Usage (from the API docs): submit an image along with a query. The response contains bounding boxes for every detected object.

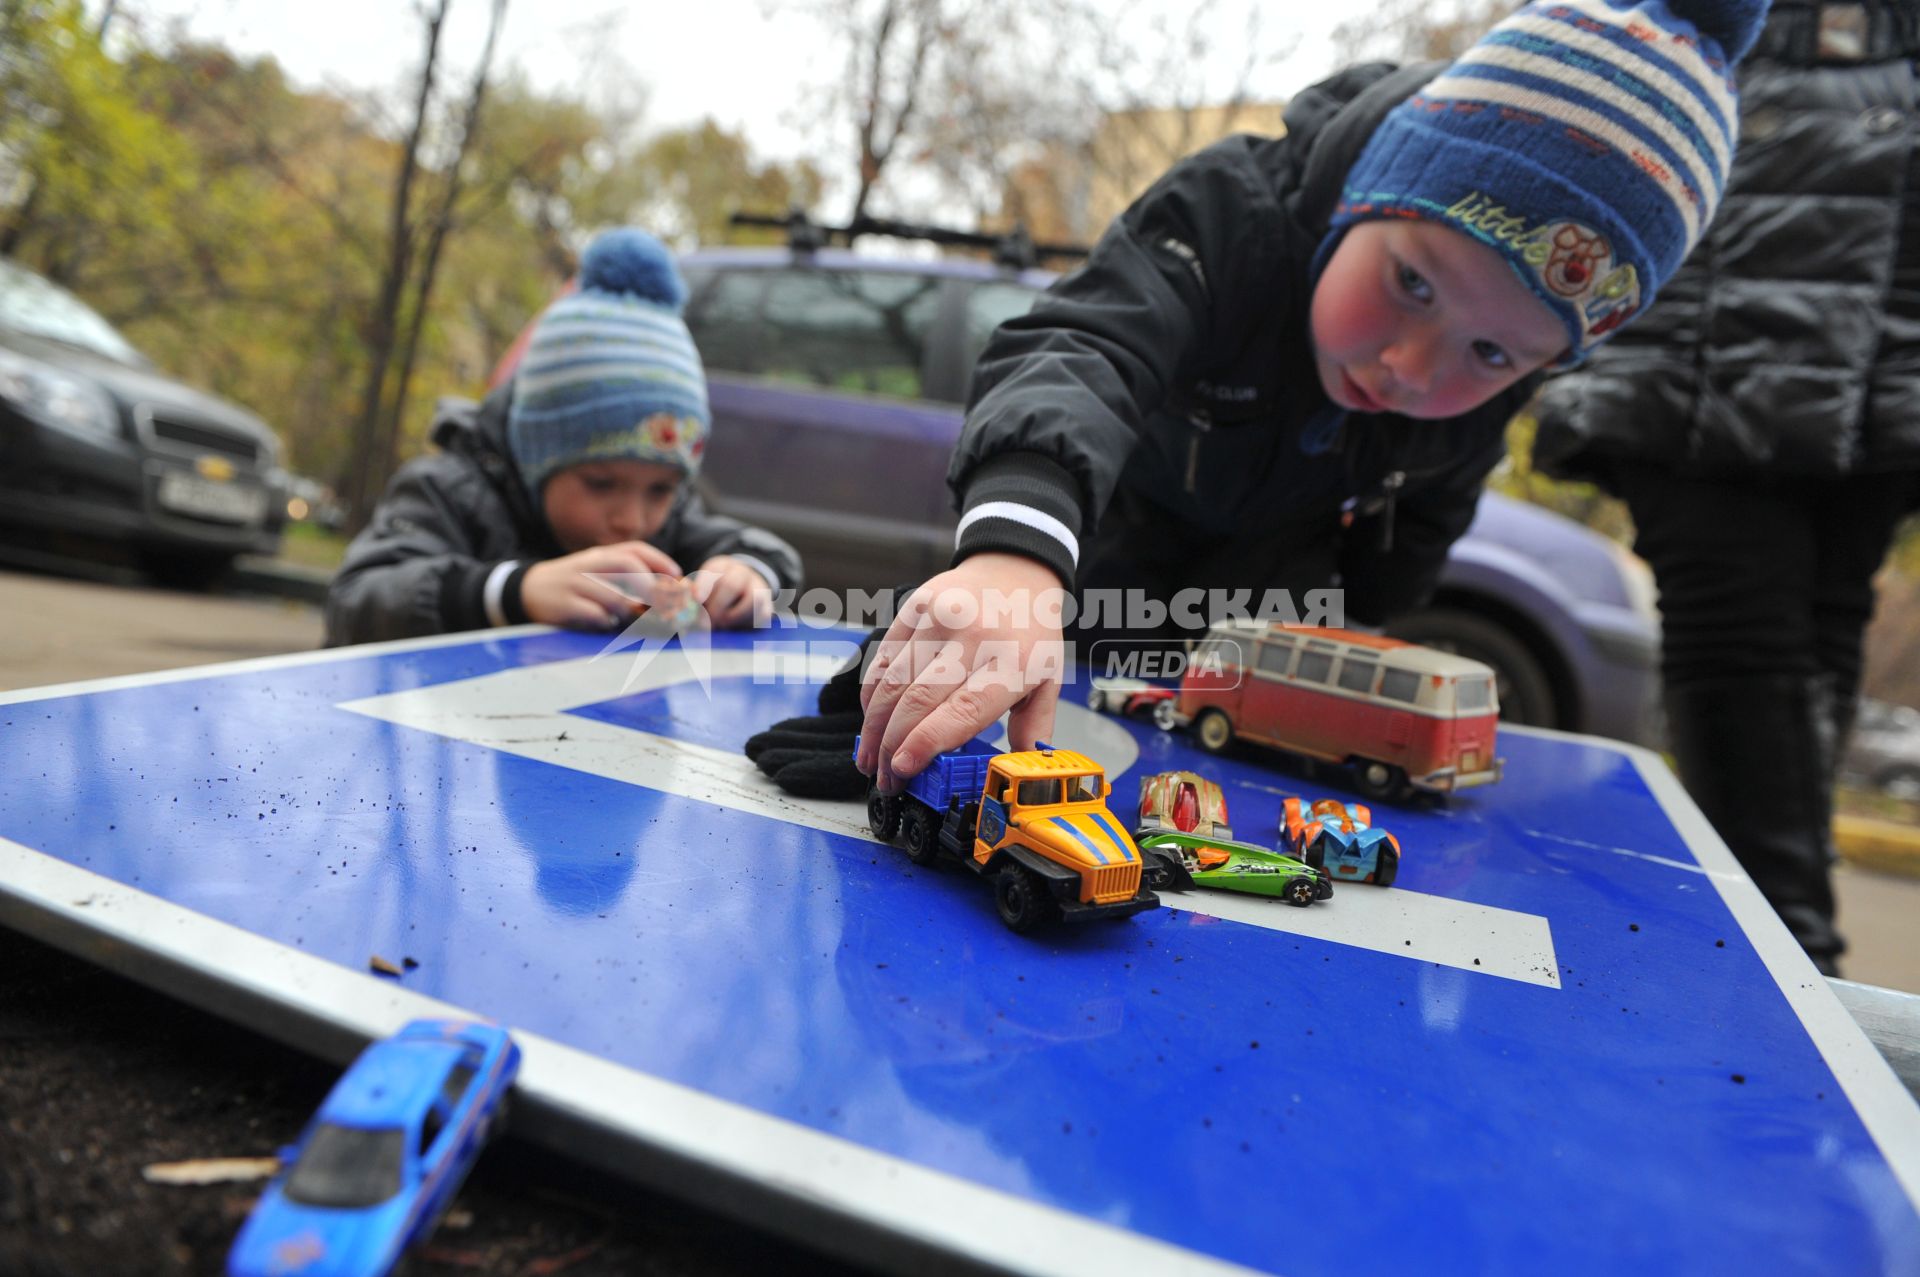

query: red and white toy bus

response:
[1166,622,1503,799]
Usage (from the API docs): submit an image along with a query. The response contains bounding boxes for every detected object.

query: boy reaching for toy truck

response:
[854,0,1769,794]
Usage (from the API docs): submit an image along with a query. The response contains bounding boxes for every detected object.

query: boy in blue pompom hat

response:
[853,0,1770,793]
[325,228,801,646]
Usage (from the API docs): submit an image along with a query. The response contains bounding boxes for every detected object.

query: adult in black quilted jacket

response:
[1534,0,1920,972]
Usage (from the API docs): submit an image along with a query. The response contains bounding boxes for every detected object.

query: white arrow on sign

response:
[339,644,1560,989]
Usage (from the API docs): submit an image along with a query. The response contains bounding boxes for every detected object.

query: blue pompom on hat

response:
[1323,0,1771,365]
[507,227,710,498]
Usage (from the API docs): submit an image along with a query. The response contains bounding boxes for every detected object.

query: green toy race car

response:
[1134,830,1333,906]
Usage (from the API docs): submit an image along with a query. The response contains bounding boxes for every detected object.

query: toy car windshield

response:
[281,1123,407,1208]
[1455,676,1494,711]
[1064,775,1100,803]
[1016,779,1060,804]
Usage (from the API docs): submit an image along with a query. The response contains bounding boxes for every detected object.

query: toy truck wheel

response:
[994,865,1058,932]
[900,805,943,866]
[1303,836,1327,871]
[1373,846,1400,887]
[1195,709,1234,754]
[867,789,902,841]
[1152,699,1179,732]
[1285,877,1319,907]
[1352,759,1409,801]
[1086,688,1108,713]
[1140,847,1185,892]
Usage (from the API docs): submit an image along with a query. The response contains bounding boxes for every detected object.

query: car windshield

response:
[0,259,142,364]
[282,1122,407,1208]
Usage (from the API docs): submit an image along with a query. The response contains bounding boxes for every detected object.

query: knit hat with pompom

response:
[1324,0,1771,365]
[507,227,710,496]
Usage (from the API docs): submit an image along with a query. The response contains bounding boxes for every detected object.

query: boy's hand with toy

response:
[692,555,775,629]
[521,541,685,630]
[856,552,1068,794]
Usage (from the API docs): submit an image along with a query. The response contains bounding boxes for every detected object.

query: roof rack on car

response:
[729,209,1089,271]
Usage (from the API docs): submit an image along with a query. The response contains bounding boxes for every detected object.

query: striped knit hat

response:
[1327,0,1769,364]
[507,228,709,497]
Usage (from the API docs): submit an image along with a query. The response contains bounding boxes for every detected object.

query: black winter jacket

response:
[323,388,803,647]
[949,62,1544,626]
[1535,0,1920,483]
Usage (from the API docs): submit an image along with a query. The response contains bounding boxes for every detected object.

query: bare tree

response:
[913,0,1092,228]
[1076,0,1277,226]
[342,0,510,530]
[380,0,509,492]
[916,0,1290,243]
[787,0,1291,240]
[794,0,948,224]
[340,0,449,526]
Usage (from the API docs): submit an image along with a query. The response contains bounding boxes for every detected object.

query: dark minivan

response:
[0,257,286,584]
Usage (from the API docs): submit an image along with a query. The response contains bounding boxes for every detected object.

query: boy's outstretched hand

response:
[857,553,1067,794]
[693,555,775,629]
[521,542,684,629]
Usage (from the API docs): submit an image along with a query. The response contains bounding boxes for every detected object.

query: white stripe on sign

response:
[338,646,1559,987]
[339,646,868,838]
[1158,886,1560,988]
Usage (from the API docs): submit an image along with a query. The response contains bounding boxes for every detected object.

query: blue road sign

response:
[1,623,1917,1276]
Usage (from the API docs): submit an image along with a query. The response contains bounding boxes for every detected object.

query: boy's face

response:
[542,459,684,552]
[1310,219,1565,421]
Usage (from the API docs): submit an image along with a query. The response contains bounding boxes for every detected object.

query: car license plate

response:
[156,470,267,525]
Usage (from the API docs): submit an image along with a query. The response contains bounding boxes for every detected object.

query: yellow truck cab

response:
[863,741,1159,932]
[976,749,1147,904]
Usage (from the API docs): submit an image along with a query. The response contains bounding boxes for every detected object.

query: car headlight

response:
[0,347,120,438]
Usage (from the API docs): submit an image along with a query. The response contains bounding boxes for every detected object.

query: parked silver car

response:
[1844,700,1920,801]
[0,257,287,585]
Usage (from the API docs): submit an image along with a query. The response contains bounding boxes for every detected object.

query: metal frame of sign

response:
[1,627,1916,1277]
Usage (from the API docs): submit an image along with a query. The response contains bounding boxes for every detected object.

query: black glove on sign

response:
[743,627,876,799]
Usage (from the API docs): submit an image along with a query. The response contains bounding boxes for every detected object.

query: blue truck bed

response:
[904,750,994,813]
[850,738,996,814]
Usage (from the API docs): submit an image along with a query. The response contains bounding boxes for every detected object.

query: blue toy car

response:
[1279,796,1402,887]
[226,1019,520,1277]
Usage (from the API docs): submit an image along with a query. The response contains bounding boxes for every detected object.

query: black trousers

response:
[1615,463,1920,968]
